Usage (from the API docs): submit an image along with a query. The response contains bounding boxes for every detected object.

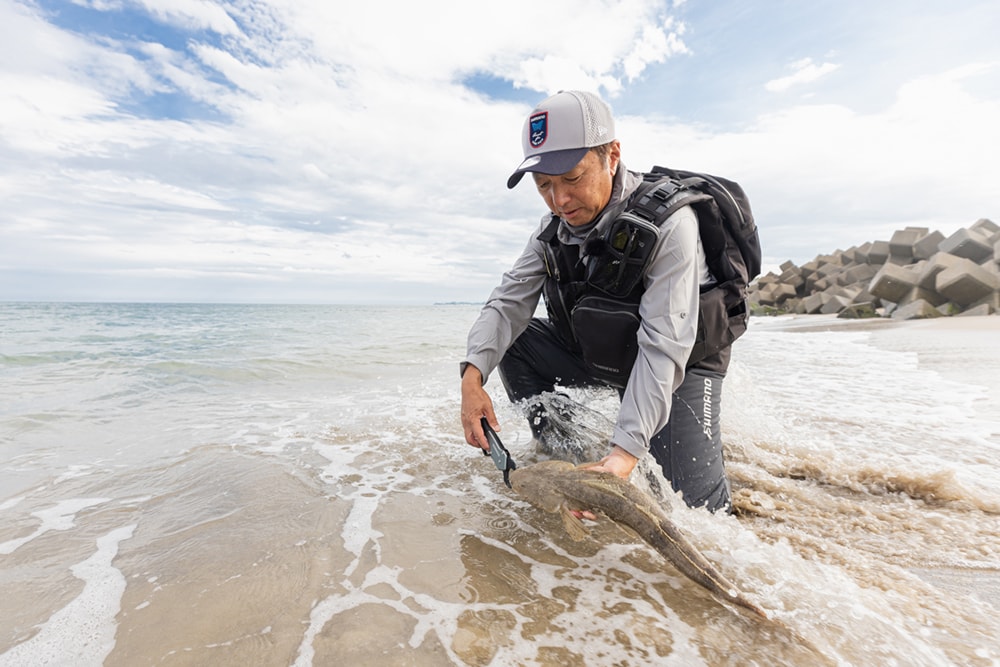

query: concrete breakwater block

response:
[889,227,927,263]
[869,263,917,303]
[940,228,994,263]
[936,260,1000,305]
[750,219,999,319]
[914,230,946,260]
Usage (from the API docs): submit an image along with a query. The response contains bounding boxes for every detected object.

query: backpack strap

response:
[629,174,713,227]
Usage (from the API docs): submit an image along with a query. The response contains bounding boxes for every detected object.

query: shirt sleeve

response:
[461,224,549,384]
[611,204,701,459]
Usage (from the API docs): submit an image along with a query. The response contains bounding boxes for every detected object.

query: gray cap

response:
[507,90,616,189]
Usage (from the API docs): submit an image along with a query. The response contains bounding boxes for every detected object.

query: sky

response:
[1,0,998,304]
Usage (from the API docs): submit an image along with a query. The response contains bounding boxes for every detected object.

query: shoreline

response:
[754,313,1000,409]
[747,312,1000,612]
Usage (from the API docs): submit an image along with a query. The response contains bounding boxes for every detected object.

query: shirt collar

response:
[557,162,640,244]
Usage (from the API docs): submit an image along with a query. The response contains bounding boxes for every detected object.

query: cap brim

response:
[506,147,590,189]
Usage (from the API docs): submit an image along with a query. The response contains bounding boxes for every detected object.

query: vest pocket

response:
[571,295,641,386]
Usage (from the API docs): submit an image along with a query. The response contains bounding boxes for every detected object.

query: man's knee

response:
[693,475,732,514]
[654,441,731,513]
[498,320,553,402]
[499,318,589,402]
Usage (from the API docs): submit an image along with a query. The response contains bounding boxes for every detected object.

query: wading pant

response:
[498,318,732,513]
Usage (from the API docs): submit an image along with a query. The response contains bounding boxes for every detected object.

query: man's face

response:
[532,142,621,227]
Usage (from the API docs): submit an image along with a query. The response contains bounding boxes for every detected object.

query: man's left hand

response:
[571,445,639,520]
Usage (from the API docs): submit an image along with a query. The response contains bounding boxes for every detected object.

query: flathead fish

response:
[508,459,768,619]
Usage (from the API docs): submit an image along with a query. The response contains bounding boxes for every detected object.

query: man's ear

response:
[608,140,622,174]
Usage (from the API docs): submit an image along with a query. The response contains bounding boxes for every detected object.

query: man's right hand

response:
[461,365,499,451]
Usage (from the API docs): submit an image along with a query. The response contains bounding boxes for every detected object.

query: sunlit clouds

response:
[1,0,998,303]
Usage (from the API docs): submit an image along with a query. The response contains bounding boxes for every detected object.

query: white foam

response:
[0,495,24,511]
[0,497,110,555]
[342,495,382,570]
[54,464,95,483]
[0,524,135,667]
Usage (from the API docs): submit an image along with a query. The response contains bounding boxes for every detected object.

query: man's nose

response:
[550,183,572,207]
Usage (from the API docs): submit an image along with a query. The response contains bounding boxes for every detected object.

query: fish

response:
[508,459,769,620]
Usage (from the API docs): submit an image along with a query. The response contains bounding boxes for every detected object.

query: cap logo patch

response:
[529,111,548,148]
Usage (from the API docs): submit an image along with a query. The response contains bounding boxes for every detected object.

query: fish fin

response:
[559,503,589,541]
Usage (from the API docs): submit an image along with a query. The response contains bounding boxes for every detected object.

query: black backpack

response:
[629,166,761,365]
[635,166,760,287]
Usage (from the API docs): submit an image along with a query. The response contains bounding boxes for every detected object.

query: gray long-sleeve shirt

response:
[463,164,707,459]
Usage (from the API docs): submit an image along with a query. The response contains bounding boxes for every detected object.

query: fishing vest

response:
[539,168,758,386]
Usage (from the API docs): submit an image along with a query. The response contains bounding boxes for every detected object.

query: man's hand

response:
[461,365,499,451]
[572,445,639,520]
[581,445,639,479]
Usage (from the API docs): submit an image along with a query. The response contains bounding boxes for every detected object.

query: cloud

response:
[765,57,841,93]
[621,61,1000,268]
[260,0,685,94]
[1,0,691,294]
[622,17,689,81]
[133,0,241,35]
[0,0,998,302]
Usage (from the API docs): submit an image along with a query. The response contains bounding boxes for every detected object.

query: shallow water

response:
[1,304,998,666]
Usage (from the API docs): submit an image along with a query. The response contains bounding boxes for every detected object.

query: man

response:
[460,90,732,513]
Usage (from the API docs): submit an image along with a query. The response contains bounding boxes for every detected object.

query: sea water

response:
[1,303,997,666]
